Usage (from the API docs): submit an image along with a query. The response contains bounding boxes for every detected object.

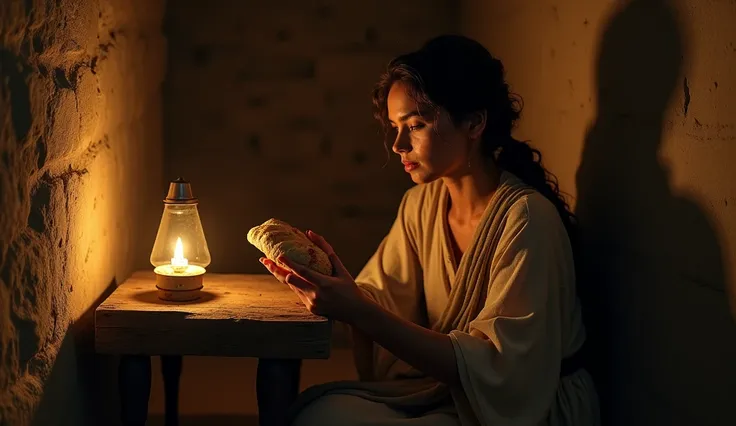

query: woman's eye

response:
[408,123,425,132]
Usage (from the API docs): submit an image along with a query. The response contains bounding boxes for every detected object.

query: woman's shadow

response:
[575,0,736,425]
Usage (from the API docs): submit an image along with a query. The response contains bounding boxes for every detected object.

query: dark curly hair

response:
[372,34,578,248]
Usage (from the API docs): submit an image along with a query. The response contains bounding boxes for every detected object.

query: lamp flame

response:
[174,237,184,261]
[171,237,188,270]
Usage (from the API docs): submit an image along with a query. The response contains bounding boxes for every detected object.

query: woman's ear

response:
[466,110,487,140]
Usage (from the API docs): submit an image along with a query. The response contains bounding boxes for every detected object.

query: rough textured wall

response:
[163,0,458,275]
[462,0,736,425]
[0,1,166,425]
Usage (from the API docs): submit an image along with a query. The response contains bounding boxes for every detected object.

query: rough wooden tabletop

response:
[95,271,332,358]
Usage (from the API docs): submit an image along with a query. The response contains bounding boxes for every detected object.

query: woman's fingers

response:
[306,230,333,254]
[284,270,316,293]
[288,284,317,313]
[278,256,321,283]
[306,230,352,278]
[278,269,317,314]
[260,257,289,283]
[262,257,316,292]
[326,252,351,278]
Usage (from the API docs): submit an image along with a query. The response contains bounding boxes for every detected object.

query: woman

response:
[261,35,600,426]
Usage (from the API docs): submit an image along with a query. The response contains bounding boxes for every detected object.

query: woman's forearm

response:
[351,300,459,385]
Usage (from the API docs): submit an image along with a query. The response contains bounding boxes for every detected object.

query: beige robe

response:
[290,172,600,426]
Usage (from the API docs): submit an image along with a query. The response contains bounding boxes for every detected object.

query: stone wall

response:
[0,1,166,424]
[462,1,736,424]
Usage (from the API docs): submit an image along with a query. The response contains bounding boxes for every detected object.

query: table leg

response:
[256,358,302,426]
[119,355,151,426]
[161,355,182,426]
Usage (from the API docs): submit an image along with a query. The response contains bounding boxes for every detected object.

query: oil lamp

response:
[150,178,211,301]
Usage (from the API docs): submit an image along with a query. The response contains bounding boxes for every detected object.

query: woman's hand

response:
[262,230,459,385]
[259,230,372,324]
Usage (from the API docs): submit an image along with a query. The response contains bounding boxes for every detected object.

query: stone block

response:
[0,1,167,424]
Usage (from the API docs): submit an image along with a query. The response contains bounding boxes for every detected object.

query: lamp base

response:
[155,272,204,302]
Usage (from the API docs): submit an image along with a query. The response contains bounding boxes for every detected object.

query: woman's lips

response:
[402,161,419,172]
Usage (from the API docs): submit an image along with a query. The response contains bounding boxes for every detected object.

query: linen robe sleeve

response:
[449,194,572,426]
[350,189,429,381]
[354,189,426,326]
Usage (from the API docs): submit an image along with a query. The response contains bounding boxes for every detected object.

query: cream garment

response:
[289,172,600,426]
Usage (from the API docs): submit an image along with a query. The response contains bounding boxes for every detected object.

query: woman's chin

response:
[409,169,438,185]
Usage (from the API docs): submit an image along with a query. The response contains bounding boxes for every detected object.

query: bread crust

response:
[247,219,333,275]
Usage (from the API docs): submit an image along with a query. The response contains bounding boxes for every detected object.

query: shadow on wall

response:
[575,0,736,425]
[31,279,120,426]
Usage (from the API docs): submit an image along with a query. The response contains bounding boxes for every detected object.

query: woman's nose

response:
[391,129,411,154]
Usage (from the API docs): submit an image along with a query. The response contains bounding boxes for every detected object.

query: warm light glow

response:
[154,264,205,277]
[171,237,189,269]
[154,235,205,276]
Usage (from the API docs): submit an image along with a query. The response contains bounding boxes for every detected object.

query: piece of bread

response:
[247,218,333,275]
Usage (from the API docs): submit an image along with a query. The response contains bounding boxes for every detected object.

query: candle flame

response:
[174,237,184,261]
[170,237,189,271]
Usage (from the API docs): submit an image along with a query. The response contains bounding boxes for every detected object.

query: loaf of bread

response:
[247,218,333,275]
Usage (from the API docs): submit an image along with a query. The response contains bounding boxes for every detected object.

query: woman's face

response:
[387,82,478,184]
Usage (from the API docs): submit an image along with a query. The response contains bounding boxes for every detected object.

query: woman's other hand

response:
[260,230,372,324]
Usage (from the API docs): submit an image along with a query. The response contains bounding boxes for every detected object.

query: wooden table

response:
[95,271,331,426]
